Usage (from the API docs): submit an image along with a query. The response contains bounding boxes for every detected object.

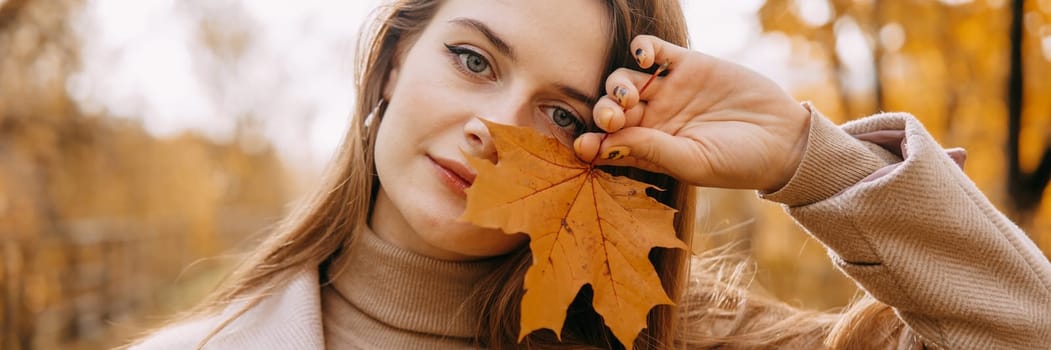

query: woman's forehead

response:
[429,0,612,88]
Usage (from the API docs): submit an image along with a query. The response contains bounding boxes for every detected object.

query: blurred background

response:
[0,0,1048,348]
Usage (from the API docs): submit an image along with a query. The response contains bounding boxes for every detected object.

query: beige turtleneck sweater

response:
[320,228,500,349]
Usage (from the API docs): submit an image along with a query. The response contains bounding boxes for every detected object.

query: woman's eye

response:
[547,106,585,136]
[462,53,488,73]
[552,108,575,127]
[444,44,492,76]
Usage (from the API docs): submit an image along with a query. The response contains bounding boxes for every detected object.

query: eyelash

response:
[443,43,587,140]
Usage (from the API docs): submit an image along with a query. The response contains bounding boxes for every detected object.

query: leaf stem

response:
[588,134,610,166]
[638,59,670,97]
[589,59,671,167]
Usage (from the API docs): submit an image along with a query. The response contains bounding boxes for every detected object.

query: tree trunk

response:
[1007,0,1051,221]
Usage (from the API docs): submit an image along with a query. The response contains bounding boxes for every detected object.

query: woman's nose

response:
[462,117,497,163]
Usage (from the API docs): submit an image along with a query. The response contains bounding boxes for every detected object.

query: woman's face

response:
[370,0,611,260]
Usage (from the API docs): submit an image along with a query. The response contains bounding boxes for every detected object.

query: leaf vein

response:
[592,177,621,306]
[540,169,593,282]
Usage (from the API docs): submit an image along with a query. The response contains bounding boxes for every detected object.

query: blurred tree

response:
[0,0,292,348]
[1,0,84,347]
[1007,0,1051,221]
[736,0,1051,309]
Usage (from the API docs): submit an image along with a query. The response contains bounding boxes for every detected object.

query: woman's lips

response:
[429,156,476,196]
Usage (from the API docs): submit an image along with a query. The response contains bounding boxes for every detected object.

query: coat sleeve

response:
[761,103,1051,349]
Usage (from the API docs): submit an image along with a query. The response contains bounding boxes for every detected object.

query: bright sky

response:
[67,0,836,170]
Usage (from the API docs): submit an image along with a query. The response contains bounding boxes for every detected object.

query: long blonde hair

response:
[161,1,918,349]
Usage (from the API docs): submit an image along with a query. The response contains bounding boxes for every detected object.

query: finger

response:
[605,67,665,103]
[592,97,648,134]
[631,35,691,71]
[573,132,604,163]
[593,97,649,134]
[591,127,711,185]
[592,98,624,133]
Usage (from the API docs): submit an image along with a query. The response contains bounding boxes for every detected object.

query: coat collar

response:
[130,268,326,349]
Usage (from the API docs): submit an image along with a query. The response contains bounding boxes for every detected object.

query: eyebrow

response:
[449,18,515,60]
[557,84,599,106]
[449,17,599,107]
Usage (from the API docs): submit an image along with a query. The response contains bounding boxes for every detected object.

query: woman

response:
[131,0,1051,349]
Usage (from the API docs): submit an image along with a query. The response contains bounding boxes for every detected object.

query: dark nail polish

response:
[614,86,628,105]
[634,48,646,64]
[603,146,630,160]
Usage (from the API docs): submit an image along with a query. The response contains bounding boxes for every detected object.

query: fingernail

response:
[573,136,584,153]
[613,86,629,106]
[596,107,613,130]
[603,146,630,160]
[634,48,646,65]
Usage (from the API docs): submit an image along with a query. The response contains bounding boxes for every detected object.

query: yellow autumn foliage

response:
[1,0,291,348]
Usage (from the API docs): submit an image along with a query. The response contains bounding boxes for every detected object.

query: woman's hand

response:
[573,35,812,193]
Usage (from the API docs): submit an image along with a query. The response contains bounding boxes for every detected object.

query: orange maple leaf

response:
[461,119,686,349]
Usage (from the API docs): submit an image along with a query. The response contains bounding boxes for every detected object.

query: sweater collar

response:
[327,227,503,338]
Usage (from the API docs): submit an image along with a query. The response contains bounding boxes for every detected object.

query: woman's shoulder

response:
[129,267,324,349]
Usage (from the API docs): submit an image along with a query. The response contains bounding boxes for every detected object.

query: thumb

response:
[577,127,712,184]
